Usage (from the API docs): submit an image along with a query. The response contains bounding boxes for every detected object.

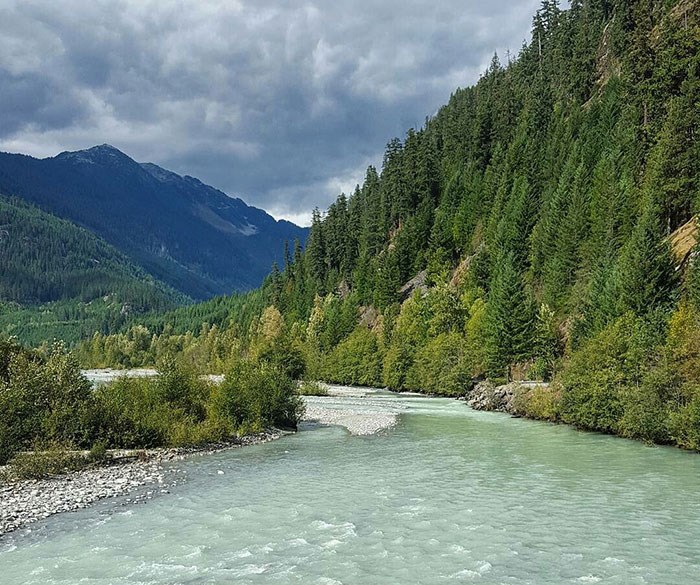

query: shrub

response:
[560,315,635,433]
[88,441,109,463]
[382,343,415,390]
[668,386,700,451]
[212,359,303,431]
[91,376,172,448]
[618,367,674,444]
[322,327,383,387]
[513,383,562,421]
[405,332,472,396]
[0,344,95,464]
[154,357,209,422]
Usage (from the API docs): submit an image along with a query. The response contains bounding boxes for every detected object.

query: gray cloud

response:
[0,0,540,225]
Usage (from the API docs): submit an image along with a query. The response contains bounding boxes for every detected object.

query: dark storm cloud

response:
[0,0,540,224]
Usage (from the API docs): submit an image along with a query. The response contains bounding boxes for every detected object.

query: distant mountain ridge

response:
[0,145,308,299]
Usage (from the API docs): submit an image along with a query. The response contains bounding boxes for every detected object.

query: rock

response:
[465,380,548,415]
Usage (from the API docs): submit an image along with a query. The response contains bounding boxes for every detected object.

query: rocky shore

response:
[0,430,282,537]
[465,380,549,414]
[302,403,398,435]
[1,386,402,537]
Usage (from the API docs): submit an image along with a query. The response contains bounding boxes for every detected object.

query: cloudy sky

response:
[0,0,541,225]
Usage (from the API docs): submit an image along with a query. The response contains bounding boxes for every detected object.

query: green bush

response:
[618,367,674,444]
[91,376,173,448]
[513,384,562,421]
[0,343,95,464]
[560,316,636,433]
[0,341,305,464]
[258,342,307,380]
[405,332,472,396]
[668,386,700,451]
[154,357,209,421]
[212,359,303,432]
[91,361,214,449]
[322,327,383,387]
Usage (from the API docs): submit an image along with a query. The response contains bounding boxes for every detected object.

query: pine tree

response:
[616,202,678,316]
[485,253,535,378]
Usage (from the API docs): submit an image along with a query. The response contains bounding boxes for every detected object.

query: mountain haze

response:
[0,145,308,299]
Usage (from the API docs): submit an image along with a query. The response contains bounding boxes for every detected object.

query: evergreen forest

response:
[9,0,700,452]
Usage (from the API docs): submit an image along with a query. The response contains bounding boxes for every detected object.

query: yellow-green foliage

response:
[560,315,636,433]
[211,359,303,433]
[4,442,89,481]
[77,321,241,373]
[0,343,95,464]
[513,384,562,421]
[668,386,700,451]
[405,332,472,396]
[0,339,305,466]
[297,380,328,396]
[91,361,215,448]
[556,304,700,449]
[322,327,383,387]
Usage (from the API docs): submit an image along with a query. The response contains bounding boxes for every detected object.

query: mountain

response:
[0,192,181,345]
[0,145,308,299]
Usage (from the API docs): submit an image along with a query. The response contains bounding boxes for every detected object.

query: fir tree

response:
[485,253,535,379]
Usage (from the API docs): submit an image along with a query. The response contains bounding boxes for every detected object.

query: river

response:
[1,390,700,584]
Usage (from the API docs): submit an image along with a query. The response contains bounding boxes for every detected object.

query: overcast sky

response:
[0,0,541,225]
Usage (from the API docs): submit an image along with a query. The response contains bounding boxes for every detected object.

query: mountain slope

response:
[0,192,182,344]
[0,193,178,305]
[0,146,308,299]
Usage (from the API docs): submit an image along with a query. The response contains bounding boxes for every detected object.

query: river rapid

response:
[1,389,700,584]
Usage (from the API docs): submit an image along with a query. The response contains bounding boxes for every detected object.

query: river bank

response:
[0,385,402,537]
[303,384,401,435]
[0,430,282,537]
[5,389,699,585]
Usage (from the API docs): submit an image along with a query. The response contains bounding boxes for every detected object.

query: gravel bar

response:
[0,430,282,537]
[301,384,401,435]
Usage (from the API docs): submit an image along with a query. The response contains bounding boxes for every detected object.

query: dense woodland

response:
[0,194,181,345]
[9,0,700,452]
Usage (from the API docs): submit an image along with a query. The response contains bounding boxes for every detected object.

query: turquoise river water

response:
[1,391,700,584]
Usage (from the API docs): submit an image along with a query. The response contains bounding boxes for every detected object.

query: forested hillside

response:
[81,0,700,449]
[0,194,181,345]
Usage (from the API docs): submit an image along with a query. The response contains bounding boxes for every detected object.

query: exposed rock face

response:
[668,215,698,270]
[467,381,514,413]
[399,270,428,300]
